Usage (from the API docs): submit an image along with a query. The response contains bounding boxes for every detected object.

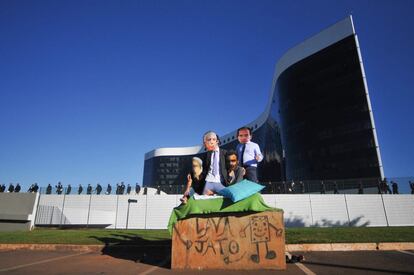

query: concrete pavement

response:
[1,249,414,274]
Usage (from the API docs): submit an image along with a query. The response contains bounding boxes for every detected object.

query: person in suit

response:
[236,127,263,182]
[200,131,229,195]
[226,150,245,185]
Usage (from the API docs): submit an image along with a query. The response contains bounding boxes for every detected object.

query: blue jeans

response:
[203,181,226,195]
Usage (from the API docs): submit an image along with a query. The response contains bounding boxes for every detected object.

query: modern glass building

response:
[143,16,384,192]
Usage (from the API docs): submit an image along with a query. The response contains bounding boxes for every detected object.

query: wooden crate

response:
[172,211,286,270]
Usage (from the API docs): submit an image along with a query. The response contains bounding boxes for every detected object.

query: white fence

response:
[35,194,414,229]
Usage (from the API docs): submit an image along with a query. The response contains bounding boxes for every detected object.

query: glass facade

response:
[143,26,383,193]
[276,35,382,181]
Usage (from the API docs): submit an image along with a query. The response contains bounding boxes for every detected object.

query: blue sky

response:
[0,0,413,190]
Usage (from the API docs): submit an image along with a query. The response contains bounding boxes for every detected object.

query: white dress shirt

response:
[205,149,222,183]
[237,141,263,167]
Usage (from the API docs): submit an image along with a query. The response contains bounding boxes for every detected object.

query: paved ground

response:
[0,248,414,274]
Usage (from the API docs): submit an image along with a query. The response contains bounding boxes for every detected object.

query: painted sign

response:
[172,211,285,270]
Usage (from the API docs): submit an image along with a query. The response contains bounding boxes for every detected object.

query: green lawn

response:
[286,227,414,244]
[0,228,170,245]
[0,227,413,245]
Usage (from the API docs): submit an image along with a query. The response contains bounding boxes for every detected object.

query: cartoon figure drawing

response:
[240,215,283,263]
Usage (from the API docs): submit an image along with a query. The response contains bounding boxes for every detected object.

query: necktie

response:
[240,144,246,165]
[212,150,219,177]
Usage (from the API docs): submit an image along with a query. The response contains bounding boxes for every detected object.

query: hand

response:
[205,189,214,196]
[180,196,188,204]
[187,174,192,184]
[184,189,190,196]
[255,155,261,161]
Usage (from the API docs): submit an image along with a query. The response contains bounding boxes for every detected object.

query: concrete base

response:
[172,211,286,270]
[0,193,39,231]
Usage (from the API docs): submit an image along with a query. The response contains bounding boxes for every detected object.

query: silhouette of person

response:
[86,184,92,195]
[8,183,15,193]
[66,184,72,195]
[56,182,63,195]
[334,182,339,194]
[391,181,399,194]
[358,183,364,194]
[14,183,21,193]
[96,183,102,195]
[46,184,52,194]
[106,184,112,195]
[135,183,141,194]
[320,182,326,194]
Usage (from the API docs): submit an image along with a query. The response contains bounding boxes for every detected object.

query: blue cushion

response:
[219,179,265,202]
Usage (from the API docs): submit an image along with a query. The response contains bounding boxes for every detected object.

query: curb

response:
[0,244,104,252]
[1,242,414,252]
[286,242,414,251]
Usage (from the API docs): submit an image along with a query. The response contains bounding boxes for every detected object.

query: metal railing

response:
[151,177,414,195]
[3,177,413,196]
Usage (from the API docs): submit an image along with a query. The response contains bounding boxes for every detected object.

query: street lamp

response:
[126,199,137,229]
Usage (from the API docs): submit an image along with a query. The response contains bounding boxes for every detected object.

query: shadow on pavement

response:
[91,233,172,269]
[305,260,413,274]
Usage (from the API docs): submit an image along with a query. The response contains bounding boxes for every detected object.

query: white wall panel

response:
[275,195,312,227]
[261,194,277,208]
[35,194,414,229]
[35,195,64,225]
[382,195,414,226]
[310,195,349,227]
[61,195,90,225]
[88,195,117,228]
[145,195,177,229]
[345,195,387,226]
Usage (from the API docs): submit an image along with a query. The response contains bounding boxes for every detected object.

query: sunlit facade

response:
[143,16,384,192]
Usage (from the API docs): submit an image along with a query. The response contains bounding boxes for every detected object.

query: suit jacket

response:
[228,166,245,185]
[190,172,205,195]
[201,148,229,186]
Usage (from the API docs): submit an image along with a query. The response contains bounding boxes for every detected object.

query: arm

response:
[235,167,245,183]
[184,174,192,196]
[254,143,263,162]
[269,222,283,237]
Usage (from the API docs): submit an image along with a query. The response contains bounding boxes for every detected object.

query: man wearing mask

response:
[201,131,229,195]
[236,127,263,182]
